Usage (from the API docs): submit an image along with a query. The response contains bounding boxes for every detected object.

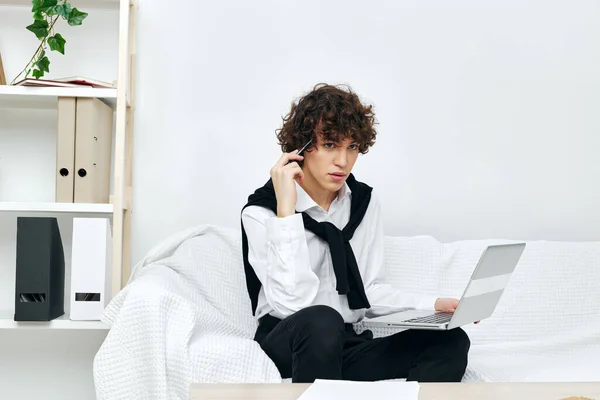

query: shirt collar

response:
[294,181,352,213]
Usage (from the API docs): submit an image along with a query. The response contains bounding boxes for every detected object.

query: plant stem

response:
[10,15,60,85]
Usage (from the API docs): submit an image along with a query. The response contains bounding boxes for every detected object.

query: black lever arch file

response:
[14,217,66,321]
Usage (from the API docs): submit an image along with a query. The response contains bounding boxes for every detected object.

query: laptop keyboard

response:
[403,312,454,324]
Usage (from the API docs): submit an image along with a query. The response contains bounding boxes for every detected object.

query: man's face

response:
[302,134,360,192]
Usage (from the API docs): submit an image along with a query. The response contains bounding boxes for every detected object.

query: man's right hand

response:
[270,150,305,218]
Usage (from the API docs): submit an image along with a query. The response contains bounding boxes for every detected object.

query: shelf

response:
[0,0,119,9]
[0,202,114,215]
[0,311,109,330]
[0,85,118,109]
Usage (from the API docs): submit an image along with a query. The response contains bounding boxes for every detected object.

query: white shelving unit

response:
[0,202,114,214]
[0,1,137,396]
[0,85,119,108]
[0,311,109,330]
[0,0,136,322]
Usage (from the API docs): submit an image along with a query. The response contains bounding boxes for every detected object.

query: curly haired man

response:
[240,83,471,383]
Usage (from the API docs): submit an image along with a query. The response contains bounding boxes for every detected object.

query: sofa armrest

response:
[95,264,283,399]
[95,264,201,400]
[100,264,198,327]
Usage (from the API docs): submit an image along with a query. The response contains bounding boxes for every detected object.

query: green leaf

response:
[25,68,32,79]
[48,33,66,54]
[67,8,87,26]
[31,0,43,12]
[31,0,56,13]
[35,55,50,73]
[55,3,71,19]
[54,4,64,17]
[32,68,44,79]
[45,5,58,16]
[33,11,44,20]
[26,19,49,39]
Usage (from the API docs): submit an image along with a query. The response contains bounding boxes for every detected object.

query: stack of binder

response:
[13,217,113,322]
[56,97,113,203]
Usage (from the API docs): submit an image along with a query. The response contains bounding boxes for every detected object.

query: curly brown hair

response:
[276,83,377,155]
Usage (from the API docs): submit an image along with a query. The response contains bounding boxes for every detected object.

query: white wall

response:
[0,5,118,399]
[132,0,600,266]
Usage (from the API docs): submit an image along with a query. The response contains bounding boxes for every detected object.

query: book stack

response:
[12,76,115,88]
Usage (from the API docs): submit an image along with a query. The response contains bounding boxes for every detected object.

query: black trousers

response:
[254,305,470,383]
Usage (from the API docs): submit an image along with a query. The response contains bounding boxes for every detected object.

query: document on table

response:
[297,379,420,400]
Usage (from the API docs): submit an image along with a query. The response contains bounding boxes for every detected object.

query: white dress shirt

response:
[241,181,438,323]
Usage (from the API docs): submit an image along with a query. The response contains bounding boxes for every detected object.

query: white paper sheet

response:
[297,379,420,400]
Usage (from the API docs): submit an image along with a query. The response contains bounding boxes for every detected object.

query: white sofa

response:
[93,224,600,399]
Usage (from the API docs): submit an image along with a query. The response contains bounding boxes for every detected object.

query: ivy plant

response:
[11,0,88,84]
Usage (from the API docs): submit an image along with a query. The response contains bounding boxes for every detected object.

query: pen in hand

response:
[286,139,312,165]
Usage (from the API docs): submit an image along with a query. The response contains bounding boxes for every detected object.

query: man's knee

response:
[420,326,470,352]
[292,305,345,354]
[447,327,471,355]
[295,305,345,336]
[444,328,470,374]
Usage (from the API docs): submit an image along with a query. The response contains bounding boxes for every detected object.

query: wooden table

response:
[190,382,600,400]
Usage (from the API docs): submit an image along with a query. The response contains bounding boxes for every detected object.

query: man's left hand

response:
[435,298,480,324]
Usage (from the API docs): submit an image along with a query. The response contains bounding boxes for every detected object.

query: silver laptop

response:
[365,243,526,331]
